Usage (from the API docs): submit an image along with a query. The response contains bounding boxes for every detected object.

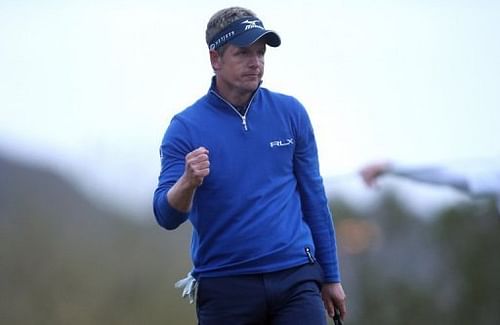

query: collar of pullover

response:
[207,76,262,114]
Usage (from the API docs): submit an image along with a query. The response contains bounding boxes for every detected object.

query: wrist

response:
[179,174,201,190]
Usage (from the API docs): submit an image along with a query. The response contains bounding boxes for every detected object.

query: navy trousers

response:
[196,263,327,325]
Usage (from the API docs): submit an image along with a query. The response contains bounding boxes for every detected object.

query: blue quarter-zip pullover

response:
[153,79,340,282]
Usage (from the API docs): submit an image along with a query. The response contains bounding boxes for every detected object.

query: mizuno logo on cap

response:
[241,19,264,31]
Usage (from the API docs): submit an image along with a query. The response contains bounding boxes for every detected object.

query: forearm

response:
[294,162,340,281]
[390,164,469,192]
[314,230,340,283]
[306,208,340,283]
[294,154,340,281]
[153,184,189,230]
[154,118,208,230]
[167,175,198,213]
[152,174,198,230]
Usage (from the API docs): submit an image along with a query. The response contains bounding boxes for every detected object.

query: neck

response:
[217,87,252,108]
[214,79,257,108]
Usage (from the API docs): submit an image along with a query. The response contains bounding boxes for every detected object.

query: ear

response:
[209,50,222,71]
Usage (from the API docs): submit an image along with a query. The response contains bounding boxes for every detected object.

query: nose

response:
[248,53,262,68]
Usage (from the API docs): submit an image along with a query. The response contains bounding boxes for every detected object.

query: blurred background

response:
[1,0,499,324]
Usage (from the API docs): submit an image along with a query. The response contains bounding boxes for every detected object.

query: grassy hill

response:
[0,154,196,325]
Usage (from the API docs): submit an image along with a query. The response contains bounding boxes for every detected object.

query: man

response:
[153,7,346,324]
[360,159,500,215]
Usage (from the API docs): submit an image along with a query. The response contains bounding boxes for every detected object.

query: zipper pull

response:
[242,116,248,131]
[305,247,316,264]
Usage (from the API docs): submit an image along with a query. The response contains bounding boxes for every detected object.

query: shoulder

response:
[175,95,209,118]
[167,95,211,130]
[259,87,303,106]
[162,95,209,135]
[258,87,308,117]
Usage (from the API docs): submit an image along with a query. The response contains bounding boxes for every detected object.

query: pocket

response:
[312,262,325,285]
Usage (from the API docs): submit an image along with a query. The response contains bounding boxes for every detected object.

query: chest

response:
[193,109,297,183]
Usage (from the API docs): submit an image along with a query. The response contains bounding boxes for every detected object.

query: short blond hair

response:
[205,7,257,46]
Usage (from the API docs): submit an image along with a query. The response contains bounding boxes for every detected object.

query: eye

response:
[234,49,246,56]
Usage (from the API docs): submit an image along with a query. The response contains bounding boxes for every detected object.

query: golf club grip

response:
[333,307,342,325]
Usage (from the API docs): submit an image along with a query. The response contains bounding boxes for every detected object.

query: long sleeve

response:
[153,116,192,230]
[293,103,340,283]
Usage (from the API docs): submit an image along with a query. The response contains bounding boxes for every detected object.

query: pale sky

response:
[1,0,499,215]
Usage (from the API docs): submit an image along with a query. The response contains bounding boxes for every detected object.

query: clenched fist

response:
[185,147,210,187]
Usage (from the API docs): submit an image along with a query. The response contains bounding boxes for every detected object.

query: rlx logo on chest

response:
[269,138,294,148]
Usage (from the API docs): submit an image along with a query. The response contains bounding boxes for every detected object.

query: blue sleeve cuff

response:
[153,191,189,230]
[324,275,341,283]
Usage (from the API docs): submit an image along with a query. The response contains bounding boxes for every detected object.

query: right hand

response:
[184,147,210,187]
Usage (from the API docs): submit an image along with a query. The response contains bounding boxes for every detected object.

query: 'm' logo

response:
[241,19,264,31]
[270,138,294,148]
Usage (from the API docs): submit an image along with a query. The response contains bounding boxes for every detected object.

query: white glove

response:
[174,272,198,304]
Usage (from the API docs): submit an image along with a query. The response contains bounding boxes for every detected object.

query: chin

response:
[245,77,261,86]
[244,82,260,92]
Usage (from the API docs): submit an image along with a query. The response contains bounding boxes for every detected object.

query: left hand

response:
[321,282,347,320]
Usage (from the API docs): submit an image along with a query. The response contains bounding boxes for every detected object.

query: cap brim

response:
[229,29,281,48]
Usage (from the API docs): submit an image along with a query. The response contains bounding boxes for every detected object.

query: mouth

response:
[243,73,260,79]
